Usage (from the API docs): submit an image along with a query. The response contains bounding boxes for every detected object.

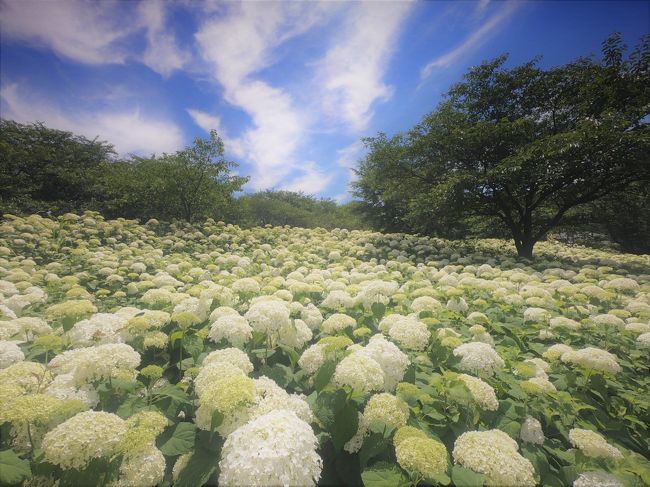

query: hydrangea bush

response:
[0,212,649,486]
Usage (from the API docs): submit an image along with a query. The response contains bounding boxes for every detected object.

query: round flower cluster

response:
[218,410,322,486]
[569,428,623,461]
[321,313,356,334]
[332,350,384,394]
[520,415,545,445]
[395,436,448,479]
[388,316,430,351]
[0,340,25,368]
[48,343,141,385]
[42,411,128,469]
[561,347,621,374]
[202,348,254,374]
[453,342,505,376]
[363,334,410,392]
[363,393,410,429]
[298,344,326,375]
[573,471,624,487]
[458,374,499,411]
[452,429,536,487]
[208,314,252,347]
[244,299,290,335]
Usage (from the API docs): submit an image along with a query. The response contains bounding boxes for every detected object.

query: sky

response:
[1,1,648,201]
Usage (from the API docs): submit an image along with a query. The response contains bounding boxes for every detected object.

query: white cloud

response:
[336,141,365,170]
[195,2,332,189]
[139,0,188,76]
[280,162,333,195]
[318,2,414,131]
[420,1,519,80]
[0,0,132,64]
[186,109,224,134]
[1,83,184,155]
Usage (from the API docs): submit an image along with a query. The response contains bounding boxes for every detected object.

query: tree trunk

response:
[517,238,536,259]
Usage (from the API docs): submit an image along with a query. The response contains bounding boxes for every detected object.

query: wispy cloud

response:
[0,0,133,64]
[195,2,332,189]
[139,0,189,76]
[280,162,333,194]
[1,83,184,155]
[420,1,519,80]
[318,1,414,131]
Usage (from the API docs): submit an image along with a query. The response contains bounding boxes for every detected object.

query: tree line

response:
[0,121,367,230]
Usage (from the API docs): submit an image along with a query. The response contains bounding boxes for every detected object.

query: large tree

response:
[354,34,650,258]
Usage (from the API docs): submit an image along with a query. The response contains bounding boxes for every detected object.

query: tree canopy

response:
[354,34,650,257]
[0,120,115,216]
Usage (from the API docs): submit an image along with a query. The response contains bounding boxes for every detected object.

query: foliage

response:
[0,120,115,216]
[354,33,650,257]
[101,130,248,222]
[1,213,649,486]
[234,190,368,230]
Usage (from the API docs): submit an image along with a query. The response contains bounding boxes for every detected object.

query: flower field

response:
[1,212,649,487]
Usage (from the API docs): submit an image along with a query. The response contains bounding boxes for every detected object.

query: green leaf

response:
[159,422,196,456]
[314,360,337,391]
[330,402,359,450]
[174,447,218,487]
[427,472,451,486]
[359,432,388,468]
[211,410,224,432]
[116,395,149,419]
[361,463,408,487]
[371,302,386,320]
[170,330,184,346]
[314,389,347,429]
[451,465,484,487]
[0,450,31,486]
[152,384,189,404]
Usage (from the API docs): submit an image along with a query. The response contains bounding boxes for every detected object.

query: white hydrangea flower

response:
[453,429,536,487]
[332,350,384,394]
[244,299,290,335]
[48,343,140,385]
[388,317,430,351]
[0,340,25,368]
[520,415,544,444]
[218,410,322,486]
[590,314,625,329]
[561,347,621,374]
[208,314,252,347]
[112,445,166,487]
[203,348,254,375]
[321,313,356,334]
[569,428,623,461]
[458,374,499,411]
[549,316,581,330]
[573,471,624,487]
[277,319,312,349]
[68,313,129,348]
[42,411,128,470]
[363,334,410,392]
[298,344,326,375]
[453,342,505,377]
[637,332,650,347]
[524,307,551,323]
[411,296,442,314]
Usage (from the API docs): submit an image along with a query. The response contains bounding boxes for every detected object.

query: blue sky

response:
[1,1,648,201]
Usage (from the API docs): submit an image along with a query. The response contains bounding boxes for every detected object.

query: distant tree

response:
[354,34,650,257]
[0,120,115,215]
[103,130,248,222]
[236,190,369,230]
